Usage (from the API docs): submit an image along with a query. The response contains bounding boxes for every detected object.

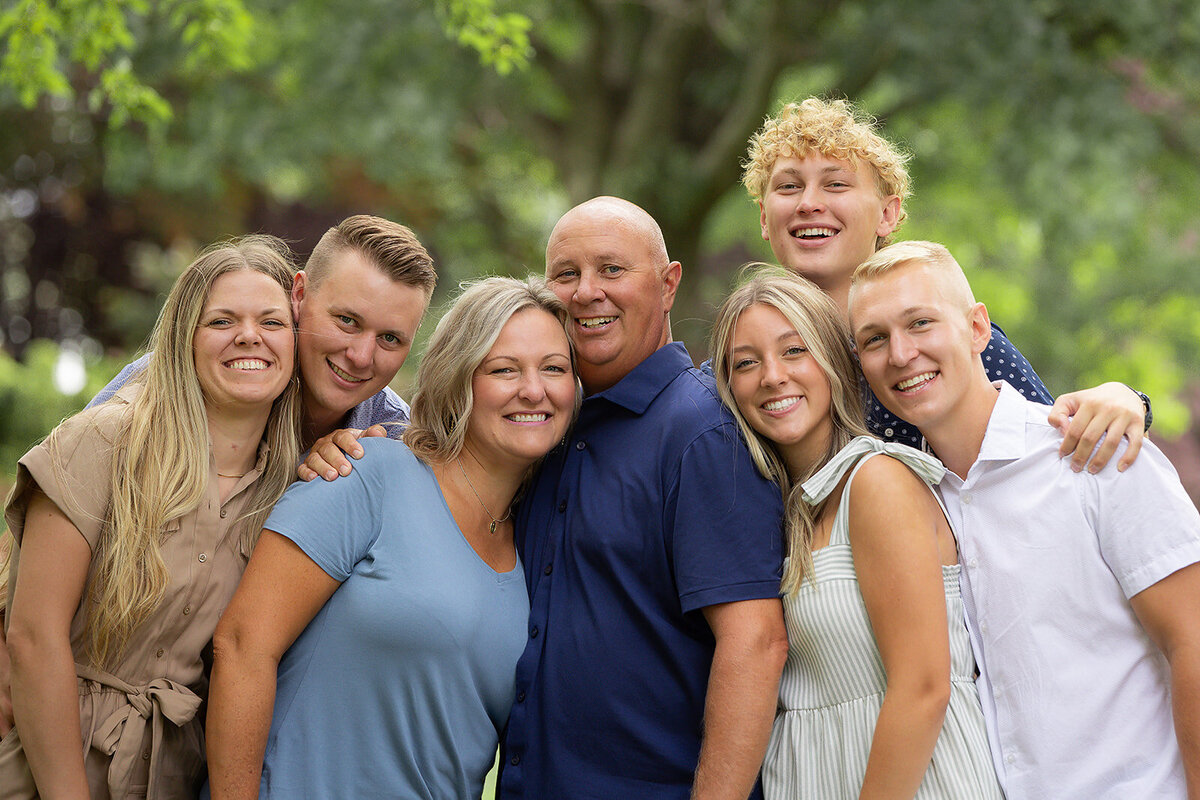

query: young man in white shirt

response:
[848,239,1200,799]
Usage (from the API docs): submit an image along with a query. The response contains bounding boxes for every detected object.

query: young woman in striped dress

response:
[710,267,1003,799]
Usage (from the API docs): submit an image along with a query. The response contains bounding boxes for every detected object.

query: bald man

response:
[498,198,787,800]
[849,240,1200,799]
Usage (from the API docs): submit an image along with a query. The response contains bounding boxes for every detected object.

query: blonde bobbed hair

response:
[404,276,576,464]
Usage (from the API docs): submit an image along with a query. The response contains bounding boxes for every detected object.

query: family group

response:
[2,96,1197,800]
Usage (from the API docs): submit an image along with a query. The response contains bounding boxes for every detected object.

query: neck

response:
[206,406,271,478]
[434,447,526,532]
[827,281,851,320]
[301,393,345,450]
[921,374,1000,479]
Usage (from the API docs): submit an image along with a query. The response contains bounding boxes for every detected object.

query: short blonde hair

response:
[743,97,912,245]
[710,265,869,593]
[851,240,975,307]
[404,276,575,464]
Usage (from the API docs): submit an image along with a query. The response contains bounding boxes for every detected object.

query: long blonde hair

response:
[710,266,869,593]
[71,236,301,667]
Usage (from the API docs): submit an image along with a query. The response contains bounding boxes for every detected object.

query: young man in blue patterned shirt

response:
[741,97,1149,472]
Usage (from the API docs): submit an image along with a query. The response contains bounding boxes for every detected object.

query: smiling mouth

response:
[762,396,800,412]
[792,227,836,240]
[507,412,549,423]
[895,372,936,392]
[328,360,368,383]
[227,358,269,370]
[578,316,617,329]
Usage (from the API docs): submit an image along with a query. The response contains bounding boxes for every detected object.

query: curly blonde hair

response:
[742,97,912,247]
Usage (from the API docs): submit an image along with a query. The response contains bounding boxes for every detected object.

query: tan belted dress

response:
[1,389,265,799]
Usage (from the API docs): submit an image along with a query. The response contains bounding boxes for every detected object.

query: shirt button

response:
[575,441,586,451]
[962,493,972,505]
[557,501,567,513]
[156,649,164,658]
[543,563,553,575]
[981,622,990,634]
[1005,753,1016,764]
[529,626,539,639]
[182,606,191,615]
[220,509,228,518]
[510,755,521,766]
[517,691,526,703]
[197,553,207,563]
[968,558,978,568]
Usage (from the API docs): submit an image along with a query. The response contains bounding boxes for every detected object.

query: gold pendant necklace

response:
[456,456,511,534]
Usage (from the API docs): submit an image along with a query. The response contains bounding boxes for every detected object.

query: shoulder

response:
[848,452,937,506]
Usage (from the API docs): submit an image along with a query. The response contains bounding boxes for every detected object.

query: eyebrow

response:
[204,306,287,316]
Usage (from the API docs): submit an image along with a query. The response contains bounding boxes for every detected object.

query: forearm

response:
[691,631,787,800]
[206,644,278,800]
[1169,643,1200,800]
[858,681,949,800]
[9,632,89,798]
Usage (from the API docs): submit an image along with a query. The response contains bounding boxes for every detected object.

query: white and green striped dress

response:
[762,437,1003,799]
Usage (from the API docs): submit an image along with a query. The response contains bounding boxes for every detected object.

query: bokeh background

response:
[2,0,1199,505]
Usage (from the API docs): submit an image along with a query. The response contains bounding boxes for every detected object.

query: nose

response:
[760,355,788,387]
[573,270,604,305]
[344,334,377,368]
[235,320,261,345]
[888,332,918,367]
[796,184,824,214]
[517,370,547,403]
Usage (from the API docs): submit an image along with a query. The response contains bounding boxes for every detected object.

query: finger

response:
[332,429,366,459]
[1117,426,1146,473]
[297,463,317,482]
[1058,412,1087,459]
[362,424,388,439]
[1083,421,1124,474]
[1068,416,1108,473]
[314,442,354,477]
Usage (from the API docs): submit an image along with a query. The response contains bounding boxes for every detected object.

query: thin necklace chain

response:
[456,456,511,534]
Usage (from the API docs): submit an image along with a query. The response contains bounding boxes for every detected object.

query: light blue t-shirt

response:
[259,437,529,799]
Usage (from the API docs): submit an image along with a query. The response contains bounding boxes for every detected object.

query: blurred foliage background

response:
[2,0,1199,503]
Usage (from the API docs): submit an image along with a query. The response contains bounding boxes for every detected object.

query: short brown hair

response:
[306,215,437,296]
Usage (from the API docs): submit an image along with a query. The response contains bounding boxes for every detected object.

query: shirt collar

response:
[977,381,1028,464]
[584,342,693,415]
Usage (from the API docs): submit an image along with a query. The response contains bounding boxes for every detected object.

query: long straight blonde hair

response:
[710,266,869,594]
[75,236,301,667]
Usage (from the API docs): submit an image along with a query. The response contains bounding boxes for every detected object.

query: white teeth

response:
[509,413,548,423]
[793,227,836,239]
[228,359,268,370]
[897,372,936,391]
[579,316,617,328]
[329,361,367,383]
[763,397,799,412]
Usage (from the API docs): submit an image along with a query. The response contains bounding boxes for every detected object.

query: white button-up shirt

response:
[937,382,1200,799]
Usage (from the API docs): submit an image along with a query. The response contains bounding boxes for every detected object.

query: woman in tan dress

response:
[0,236,301,799]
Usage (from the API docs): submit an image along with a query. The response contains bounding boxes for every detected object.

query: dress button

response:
[543,563,553,575]
[884,427,894,437]
[220,509,227,518]
[143,751,150,761]
[156,649,164,658]
[557,501,567,513]
[510,755,520,766]
[183,606,191,615]
[529,626,539,639]
[575,441,585,451]
[197,553,207,563]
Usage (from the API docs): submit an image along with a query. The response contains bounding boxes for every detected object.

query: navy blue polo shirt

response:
[500,342,784,800]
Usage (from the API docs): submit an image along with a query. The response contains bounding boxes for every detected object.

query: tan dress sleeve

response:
[3,400,128,552]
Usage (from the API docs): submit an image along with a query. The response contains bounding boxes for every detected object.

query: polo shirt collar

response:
[585,342,693,415]
[977,381,1028,464]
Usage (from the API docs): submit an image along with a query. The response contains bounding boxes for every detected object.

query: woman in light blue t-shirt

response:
[206,276,579,800]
